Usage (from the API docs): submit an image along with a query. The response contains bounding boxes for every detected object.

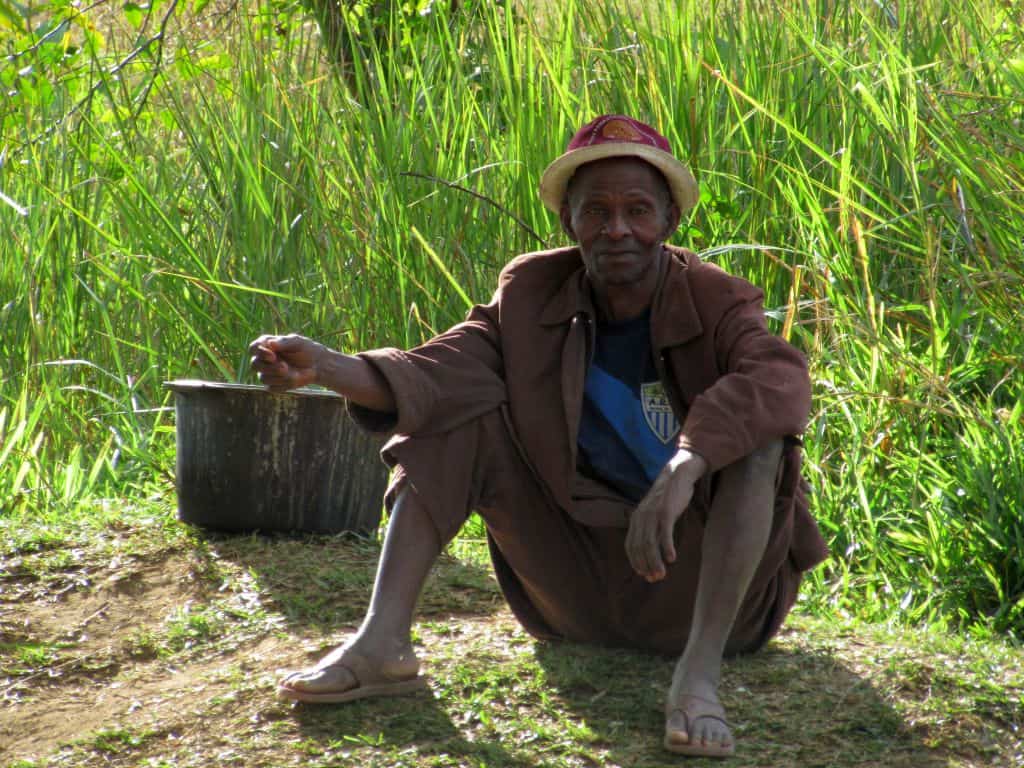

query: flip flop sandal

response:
[277,650,428,704]
[664,693,736,758]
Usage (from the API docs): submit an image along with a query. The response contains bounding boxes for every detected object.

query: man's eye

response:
[630,206,651,216]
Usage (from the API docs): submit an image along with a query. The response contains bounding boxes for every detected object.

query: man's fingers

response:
[660,512,677,566]
[625,511,647,577]
[247,334,317,393]
[625,517,641,573]
[645,515,666,581]
[249,336,299,381]
[248,335,277,355]
[250,347,293,390]
[643,502,666,580]
[645,550,666,582]
[661,482,694,566]
[269,333,309,354]
[659,485,682,566]
[250,350,277,371]
[250,350,283,375]
[627,500,665,582]
[249,333,309,357]
[249,336,282,373]
[645,481,670,580]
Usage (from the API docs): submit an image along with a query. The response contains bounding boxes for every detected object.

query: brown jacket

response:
[351,245,828,571]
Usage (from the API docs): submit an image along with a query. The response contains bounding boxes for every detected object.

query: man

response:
[250,114,828,758]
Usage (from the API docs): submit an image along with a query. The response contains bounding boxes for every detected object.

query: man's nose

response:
[604,211,629,238]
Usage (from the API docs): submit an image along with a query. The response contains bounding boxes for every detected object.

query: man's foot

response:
[664,692,735,757]
[277,639,427,704]
[664,670,735,758]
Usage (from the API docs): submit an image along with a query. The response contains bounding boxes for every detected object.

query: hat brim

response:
[539,143,699,214]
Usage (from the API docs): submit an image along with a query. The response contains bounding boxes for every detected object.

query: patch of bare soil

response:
[0,528,505,767]
[2,551,219,759]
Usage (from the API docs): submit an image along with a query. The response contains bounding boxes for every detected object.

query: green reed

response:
[1,0,1022,632]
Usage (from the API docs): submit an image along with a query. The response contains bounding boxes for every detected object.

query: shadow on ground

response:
[196,528,504,634]
[288,690,525,767]
[533,636,952,768]
[172,528,1011,767]
[247,621,964,768]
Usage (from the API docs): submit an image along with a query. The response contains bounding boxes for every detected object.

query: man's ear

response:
[559,201,577,241]
[661,203,682,241]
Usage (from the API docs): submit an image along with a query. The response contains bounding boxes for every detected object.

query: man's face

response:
[560,157,680,294]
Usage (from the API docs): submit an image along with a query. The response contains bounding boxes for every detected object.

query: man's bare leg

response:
[278,487,442,696]
[665,439,782,753]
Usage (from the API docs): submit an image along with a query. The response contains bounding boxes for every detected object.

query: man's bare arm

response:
[249,334,396,413]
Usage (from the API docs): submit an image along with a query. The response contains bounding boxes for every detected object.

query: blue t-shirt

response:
[577,311,681,502]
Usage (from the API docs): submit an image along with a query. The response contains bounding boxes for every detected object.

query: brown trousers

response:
[382,408,803,656]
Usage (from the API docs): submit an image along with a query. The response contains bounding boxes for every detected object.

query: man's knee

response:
[387,473,468,548]
[750,437,784,464]
[382,408,529,543]
[723,438,784,486]
[703,439,785,529]
[389,483,446,550]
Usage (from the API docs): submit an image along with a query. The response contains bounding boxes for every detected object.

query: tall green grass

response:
[2,0,1022,633]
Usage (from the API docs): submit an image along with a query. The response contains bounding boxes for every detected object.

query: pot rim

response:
[164,379,342,399]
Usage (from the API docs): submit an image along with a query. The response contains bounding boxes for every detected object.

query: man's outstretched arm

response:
[249,334,396,414]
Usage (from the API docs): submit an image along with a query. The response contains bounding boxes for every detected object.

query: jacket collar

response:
[650,245,703,350]
[538,245,703,349]
[539,251,592,325]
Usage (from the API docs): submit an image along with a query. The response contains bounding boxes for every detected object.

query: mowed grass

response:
[1,514,1021,768]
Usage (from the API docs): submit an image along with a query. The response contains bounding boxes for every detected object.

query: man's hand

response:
[249,334,326,392]
[625,448,709,582]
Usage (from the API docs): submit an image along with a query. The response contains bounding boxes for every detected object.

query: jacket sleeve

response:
[676,291,811,473]
[345,298,507,437]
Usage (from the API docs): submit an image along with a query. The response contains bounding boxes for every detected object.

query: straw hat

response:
[539,114,698,214]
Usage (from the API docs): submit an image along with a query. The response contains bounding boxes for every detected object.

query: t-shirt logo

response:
[640,382,680,444]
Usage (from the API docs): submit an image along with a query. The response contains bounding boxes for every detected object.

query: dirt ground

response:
[2,550,272,759]
[0,524,509,767]
[1,522,1022,767]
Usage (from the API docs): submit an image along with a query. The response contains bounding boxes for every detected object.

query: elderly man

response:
[250,115,828,758]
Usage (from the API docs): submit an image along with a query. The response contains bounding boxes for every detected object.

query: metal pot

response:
[165,380,386,534]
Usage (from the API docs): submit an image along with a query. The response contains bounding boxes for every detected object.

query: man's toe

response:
[665,709,690,742]
[695,715,731,748]
[279,664,357,694]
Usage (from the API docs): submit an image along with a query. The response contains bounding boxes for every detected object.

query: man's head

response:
[539,116,696,314]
